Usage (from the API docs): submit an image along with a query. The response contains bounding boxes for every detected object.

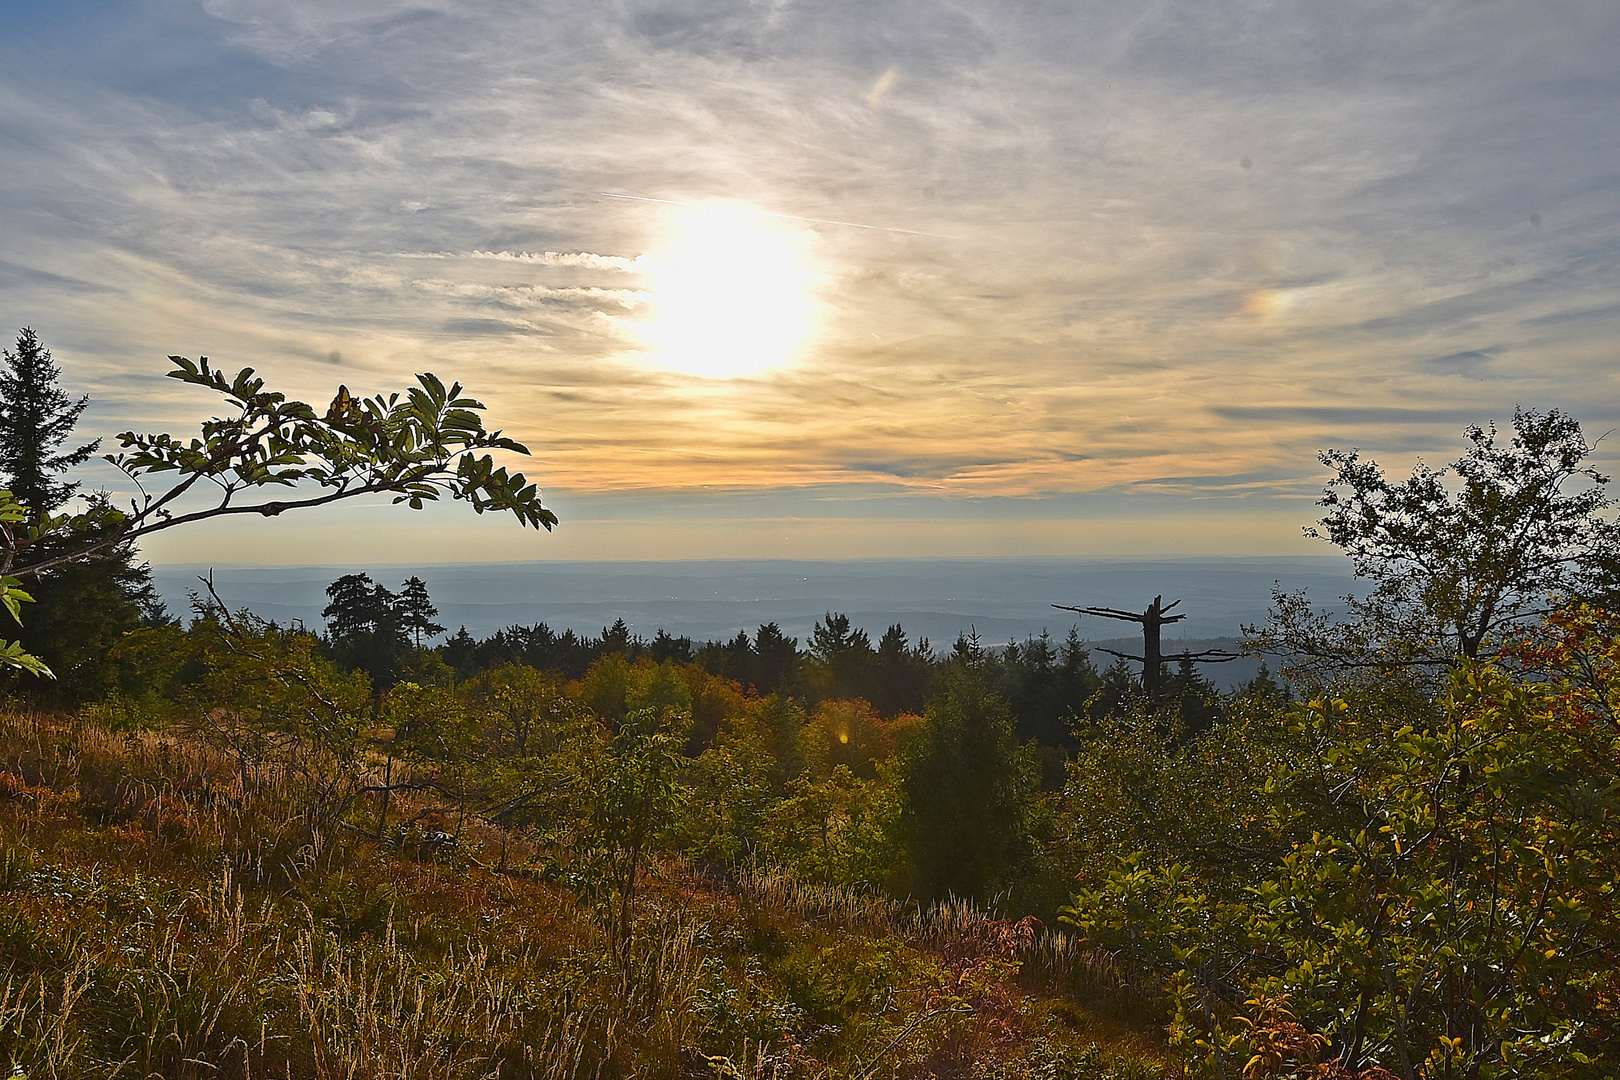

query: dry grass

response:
[730,866,1154,1024]
[0,706,1163,1080]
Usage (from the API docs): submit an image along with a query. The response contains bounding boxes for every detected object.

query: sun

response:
[635,204,818,378]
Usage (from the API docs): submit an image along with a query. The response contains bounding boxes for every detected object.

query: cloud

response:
[0,0,1617,560]
[402,250,644,271]
[1208,407,1490,427]
[0,259,117,296]
[1423,349,1494,374]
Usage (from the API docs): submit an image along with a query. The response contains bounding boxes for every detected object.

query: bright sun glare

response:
[636,204,818,379]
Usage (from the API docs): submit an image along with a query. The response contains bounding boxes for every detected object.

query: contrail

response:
[597,192,952,239]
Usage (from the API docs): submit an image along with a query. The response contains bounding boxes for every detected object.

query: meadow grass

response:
[0,705,1163,1079]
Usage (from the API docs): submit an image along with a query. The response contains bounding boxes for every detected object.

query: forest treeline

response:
[313,566,1257,756]
[70,573,1266,906]
[2,335,1617,1079]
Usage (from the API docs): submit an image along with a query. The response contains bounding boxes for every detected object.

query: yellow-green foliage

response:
[1062,609,1620,1079]
[761,765,905,891]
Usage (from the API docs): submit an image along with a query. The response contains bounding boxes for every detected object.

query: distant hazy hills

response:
[151,558,1354,687]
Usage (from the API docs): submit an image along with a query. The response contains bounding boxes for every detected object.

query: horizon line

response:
[147,553,1350,570]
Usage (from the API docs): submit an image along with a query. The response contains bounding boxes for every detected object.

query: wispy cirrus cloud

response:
[1,1,1617,558]
[400,251,644,272]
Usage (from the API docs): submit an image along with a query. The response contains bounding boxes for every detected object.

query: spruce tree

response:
[750,622,800,695]
[396,576,445,646]
[873,623,932,717]
[900,655,1037,900]
[0,328,99,520]
[0,328,165,702]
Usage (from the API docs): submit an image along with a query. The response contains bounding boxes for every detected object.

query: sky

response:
[1,0,1616,563]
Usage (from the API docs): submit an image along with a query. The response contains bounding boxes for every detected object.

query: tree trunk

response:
[1143,595,1165,700]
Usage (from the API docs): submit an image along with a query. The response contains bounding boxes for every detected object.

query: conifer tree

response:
[396,576,445,646]
[322,573,409,687]
[872,623,932,716]
[751,622,800,694]
[323,573,401,642]
[601,618,633,655]
[900,652,1037,900]
[809,612,875,700]
[0,328,99,521]
[0,329,164,701]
